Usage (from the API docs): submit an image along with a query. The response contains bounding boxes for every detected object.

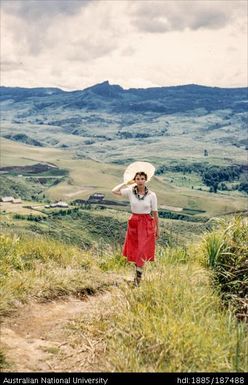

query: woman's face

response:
[134,174,146,187]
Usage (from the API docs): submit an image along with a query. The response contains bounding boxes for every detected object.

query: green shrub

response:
[201,216,248,320]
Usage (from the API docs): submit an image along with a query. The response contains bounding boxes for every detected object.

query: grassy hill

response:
[0,83,247,165]
[1,139,247,219]
[1,83,247,371]
[0,216,247,371]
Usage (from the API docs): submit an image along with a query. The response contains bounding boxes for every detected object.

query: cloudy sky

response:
[1,0,247,90]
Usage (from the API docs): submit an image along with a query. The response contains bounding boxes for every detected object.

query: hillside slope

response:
[1,216,247,372]
[1,83,247,163]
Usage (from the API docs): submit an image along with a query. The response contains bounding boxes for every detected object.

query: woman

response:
[112,165,159,286]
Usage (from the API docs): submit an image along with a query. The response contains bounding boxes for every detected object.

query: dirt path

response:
[1,288,120,372]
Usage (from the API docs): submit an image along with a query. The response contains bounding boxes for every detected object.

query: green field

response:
[1,138,247,219]
[0,135,247,372]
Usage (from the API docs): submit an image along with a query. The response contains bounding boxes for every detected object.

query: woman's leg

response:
[134,265,143,286]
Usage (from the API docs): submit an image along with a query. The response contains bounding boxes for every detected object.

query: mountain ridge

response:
[1,81,247,113]
[1,80,247,94]
[0,80,247,163]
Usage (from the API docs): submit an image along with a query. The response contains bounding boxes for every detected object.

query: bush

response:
[201,216,248,321]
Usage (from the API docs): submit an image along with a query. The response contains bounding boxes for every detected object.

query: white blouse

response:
[120,186,158,214]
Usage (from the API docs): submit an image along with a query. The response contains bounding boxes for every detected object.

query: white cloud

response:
[128,1,245,32]
[1,0,247,89]
[1,0,86,19]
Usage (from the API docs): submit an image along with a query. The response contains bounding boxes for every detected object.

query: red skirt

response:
[122,213,156,267]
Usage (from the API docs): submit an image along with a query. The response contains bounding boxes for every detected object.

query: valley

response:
[0,82,247,372]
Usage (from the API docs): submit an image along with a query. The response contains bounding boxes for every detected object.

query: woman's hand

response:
[155,228,160,240]
[152,211,160,240]
[126,179,135,185]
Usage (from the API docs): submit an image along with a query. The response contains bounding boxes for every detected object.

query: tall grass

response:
[1,215,247,372]
[0,230,124,370]
[0,231,118,317]
[0,349,9,370]
[201,215,248,321]
[73,249,248,372]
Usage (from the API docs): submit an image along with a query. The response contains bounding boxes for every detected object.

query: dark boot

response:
[134,270,142,287]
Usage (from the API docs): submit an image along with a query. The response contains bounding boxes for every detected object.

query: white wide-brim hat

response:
[123,161,155,184]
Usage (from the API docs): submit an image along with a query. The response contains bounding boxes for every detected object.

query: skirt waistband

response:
[130,213,153,220]
[131,213,152,216]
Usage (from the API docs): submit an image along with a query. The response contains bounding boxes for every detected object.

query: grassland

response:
[1,203,211,255]
[1,138,247,218]
[84,259,247,371]
[1,216,247,372]
[1,104,247,166]
[0,230,122,318]
[1,86,247,371]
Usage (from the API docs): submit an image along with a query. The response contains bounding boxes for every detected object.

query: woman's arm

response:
[112,180,135,196]
[152,210,160,239]
[111,182,127,196]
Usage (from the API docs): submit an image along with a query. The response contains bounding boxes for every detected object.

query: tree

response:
[209,183,218,193]
[219,182,228,191]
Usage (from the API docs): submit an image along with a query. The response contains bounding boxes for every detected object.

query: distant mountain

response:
[0,86,64,100]
[0,81,247,163]
[1,81,247,113]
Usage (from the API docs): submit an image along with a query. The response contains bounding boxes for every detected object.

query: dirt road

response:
[1,289,118,372]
